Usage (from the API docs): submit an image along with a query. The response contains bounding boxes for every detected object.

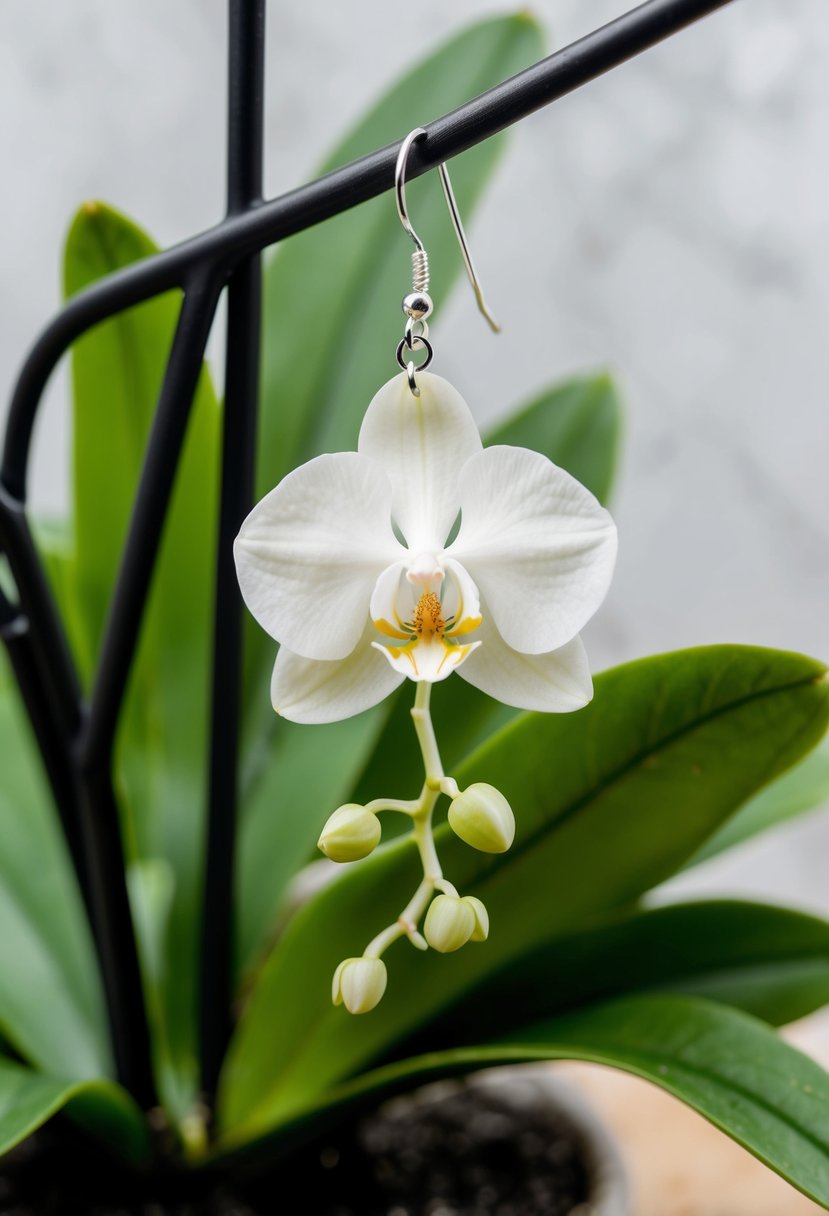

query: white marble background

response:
[1,1,827,912]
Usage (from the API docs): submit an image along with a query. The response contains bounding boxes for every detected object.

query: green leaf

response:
[236,12,546,966]
[219,645,829,1134]
[221,996,829,1210]
[488,371,623,505]
[349,370,623,815]
[415,900,829,1048]
[689,733,829,867]
[64,201,221,1118]
[0,1057,148,1165]
[0,657,110,1080]
[64,201,219,683]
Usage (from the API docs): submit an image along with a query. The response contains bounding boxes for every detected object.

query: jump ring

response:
[396,335,433,373]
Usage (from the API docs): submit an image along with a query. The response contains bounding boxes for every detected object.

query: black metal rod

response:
[225,0,265,216]
[200,0,265,1101]
[1,0,734,503]
[74,767,157,1106]
[0,587,14,630]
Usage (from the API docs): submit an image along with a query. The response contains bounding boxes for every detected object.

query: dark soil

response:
[0,1078,589,1215]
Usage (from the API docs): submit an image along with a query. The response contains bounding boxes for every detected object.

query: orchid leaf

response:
[220,996,829,1210]
[219,645,829,1133]
[64,201,221,1119]
[64,202,220,685]
[411,899,829,1049]
[688,732,829,867]
[488,371,622,506]
[0,656,110,1081]
[0,1057,148,1165]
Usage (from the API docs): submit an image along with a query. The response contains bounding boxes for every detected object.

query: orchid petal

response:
[441,558,482,637]
[272,623,404,724]
[458,606,593,712]
[369,561,410,638]
[358,371,482,552]
[449,445,617,655]
[235,451,402,661]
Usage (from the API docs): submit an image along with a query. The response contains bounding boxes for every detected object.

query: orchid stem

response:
[364,796,421,816]
[362,680,458,961]
[411,681,443,785]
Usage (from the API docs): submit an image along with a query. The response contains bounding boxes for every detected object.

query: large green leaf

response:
[236,12,546,969]
[412,899,829,1048]
[349,371,623,812]
[0,1057,148,1165]
[0,657,110,1080]
[65,202,221,1118]
[689,733,829,867]
[65,201,219,684]
[219,645,829,1134]
[220,995,829,1209]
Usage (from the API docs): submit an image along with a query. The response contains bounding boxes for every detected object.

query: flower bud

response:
[448,783,515,853]
[424,894,475,953]
[331,956,387,1014]
[462,895,489,942]
[318,804,381,863]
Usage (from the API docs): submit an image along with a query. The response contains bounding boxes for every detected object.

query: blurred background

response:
[0,1,827,911]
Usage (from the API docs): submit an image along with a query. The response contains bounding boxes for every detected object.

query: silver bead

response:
[402,291,434,320]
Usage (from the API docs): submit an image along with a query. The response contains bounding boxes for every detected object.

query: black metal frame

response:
[0,0,734,1115]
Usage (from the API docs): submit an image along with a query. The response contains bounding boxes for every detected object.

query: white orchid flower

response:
[234,372,617,724]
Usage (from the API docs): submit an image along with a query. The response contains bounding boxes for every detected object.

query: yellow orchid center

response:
[370,559,482,683]
[413,591,445,639]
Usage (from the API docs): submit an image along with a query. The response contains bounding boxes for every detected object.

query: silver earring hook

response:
[395,128,501,334]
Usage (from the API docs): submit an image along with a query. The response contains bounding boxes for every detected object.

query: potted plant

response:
[0,8,827,1214]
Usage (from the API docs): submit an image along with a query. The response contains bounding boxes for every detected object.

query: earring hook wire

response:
[395,128,501,333]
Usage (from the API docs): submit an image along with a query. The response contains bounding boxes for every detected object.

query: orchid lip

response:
[370,554,483,683]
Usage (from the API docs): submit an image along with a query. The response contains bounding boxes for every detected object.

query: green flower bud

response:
[448,783,515,854]
[318,804,381,863]
[462,895,489,942]
[424,894,475,953]
[331,956,387,1014]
